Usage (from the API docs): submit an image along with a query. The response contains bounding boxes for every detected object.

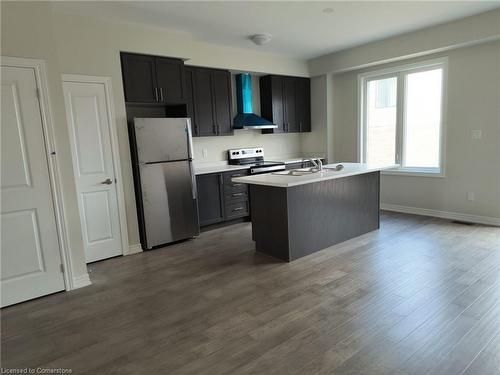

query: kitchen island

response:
[232,163,397,261]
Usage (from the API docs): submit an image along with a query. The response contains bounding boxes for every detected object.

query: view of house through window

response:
[366,76,398,165]
[361,60,445,174]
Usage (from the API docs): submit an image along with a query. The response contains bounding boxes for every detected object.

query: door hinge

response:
[60,264,64,273]
[35,88,41,100]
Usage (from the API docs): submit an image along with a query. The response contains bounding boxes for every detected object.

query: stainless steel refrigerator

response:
[133,118,199,249]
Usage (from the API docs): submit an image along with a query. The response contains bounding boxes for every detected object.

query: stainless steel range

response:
[228,147,285,174]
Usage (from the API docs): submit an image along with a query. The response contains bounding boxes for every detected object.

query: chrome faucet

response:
[307,157,323,171]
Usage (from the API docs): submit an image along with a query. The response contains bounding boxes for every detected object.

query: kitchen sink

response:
[272,165,344,176]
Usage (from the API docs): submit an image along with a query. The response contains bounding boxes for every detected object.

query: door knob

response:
[101,178,113,185]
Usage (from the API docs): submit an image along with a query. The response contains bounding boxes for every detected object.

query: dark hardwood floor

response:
[2,212,499,374]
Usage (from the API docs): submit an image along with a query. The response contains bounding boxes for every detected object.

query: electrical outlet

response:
[202,149,208,159]
[471,130,482,140]
[466,192,475,201]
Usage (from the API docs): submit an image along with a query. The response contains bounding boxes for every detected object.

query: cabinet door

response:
[121,53,157,103]
[196,173,224,226]
[184,67,197,136]
[296,78,311,132]
[284,77,298,133]
[212,70,233,136]
[193,68,217,136]
[155,57,185,103]
[269,76,285,133]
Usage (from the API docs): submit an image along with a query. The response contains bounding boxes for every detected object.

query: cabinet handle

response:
[159,87,164,102]
[232,173,245,177]
[232,192,244,197]
[232,207,244,212]
[232,183,243,187]
[154,88,159,102]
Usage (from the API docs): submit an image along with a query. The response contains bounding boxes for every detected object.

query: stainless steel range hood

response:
[233,73,277,129]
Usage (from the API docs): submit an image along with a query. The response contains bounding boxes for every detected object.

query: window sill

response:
[381,168,444,178]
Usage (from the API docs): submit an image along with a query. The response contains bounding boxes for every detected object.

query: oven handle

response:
[250,165,285,174]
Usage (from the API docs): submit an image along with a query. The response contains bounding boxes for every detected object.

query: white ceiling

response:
[52,1,500,59]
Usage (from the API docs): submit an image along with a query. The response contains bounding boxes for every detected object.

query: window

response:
[359,58,446,176]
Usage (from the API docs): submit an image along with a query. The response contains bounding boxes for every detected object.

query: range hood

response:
[233,74,277,129]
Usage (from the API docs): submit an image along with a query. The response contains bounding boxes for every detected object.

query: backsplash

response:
[192,131,303,162]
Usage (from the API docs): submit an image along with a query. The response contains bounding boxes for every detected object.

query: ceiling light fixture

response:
[250,34,272,46]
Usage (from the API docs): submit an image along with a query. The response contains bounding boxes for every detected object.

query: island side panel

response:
[287,172,380,260]
[249,185,291,261]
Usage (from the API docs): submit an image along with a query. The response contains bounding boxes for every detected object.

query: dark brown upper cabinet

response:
[295,77,311,132]
[121,52,185,103]
[260,75,311,134]
[212,70,233,136]
[185,66,233,137]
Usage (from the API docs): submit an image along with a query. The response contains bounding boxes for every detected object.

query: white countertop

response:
[194,155,323,175]
[194,163,249,175]
[232,163,398,188]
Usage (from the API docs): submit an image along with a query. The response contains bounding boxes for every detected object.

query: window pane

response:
[375,78,397,108]
[366,77,397,165]
[403,69,443,168]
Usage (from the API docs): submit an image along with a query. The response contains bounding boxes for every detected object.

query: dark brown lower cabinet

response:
[196,173,225,226]
[197,169,249,227]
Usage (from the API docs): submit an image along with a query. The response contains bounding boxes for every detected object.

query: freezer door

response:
[139,161,199,248]
[134,118,193,163]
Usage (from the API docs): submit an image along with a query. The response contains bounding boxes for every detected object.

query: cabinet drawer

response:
[224,181,248,194]
[225,190,248,203]
[225,201,249,219]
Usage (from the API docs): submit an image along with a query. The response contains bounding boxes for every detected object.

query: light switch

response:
[471,130,482,140]
[202,149,208,159]
[467,192,475,201]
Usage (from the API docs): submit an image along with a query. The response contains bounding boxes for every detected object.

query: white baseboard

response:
[380,203,500,226]
[72,273,92,289]
[125,243,143,255]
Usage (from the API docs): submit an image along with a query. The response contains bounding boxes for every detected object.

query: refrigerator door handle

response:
[189,162,197,200]
[186,118,194,160]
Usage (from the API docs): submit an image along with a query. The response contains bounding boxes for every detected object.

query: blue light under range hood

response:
[233,73,277,129]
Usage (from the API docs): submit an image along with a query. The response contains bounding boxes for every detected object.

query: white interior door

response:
[1,66,65,307]
[62,80,123,263]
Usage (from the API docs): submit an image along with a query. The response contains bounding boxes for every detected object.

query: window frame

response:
[358,57,448,177]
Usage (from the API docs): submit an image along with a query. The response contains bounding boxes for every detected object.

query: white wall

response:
[300,75,333,161]
[1,1,310,277]
[307,8,500,222]
[330,41,500,220]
